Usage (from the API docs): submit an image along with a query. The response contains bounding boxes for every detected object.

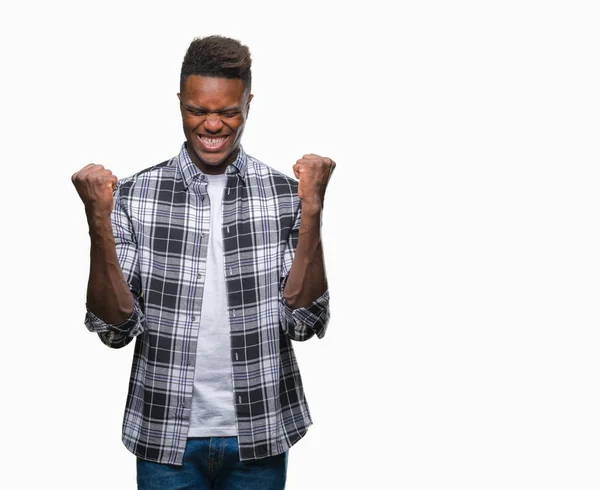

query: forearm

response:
[86,214,134,323]
[283,210,327,308]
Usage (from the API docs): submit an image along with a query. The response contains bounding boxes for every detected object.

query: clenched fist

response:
[71,164,118,219]
[292,154,336,216]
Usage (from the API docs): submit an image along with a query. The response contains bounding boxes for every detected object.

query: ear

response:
[177,93,184,114]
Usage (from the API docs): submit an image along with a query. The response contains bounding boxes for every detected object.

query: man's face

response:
[178,75,252,173]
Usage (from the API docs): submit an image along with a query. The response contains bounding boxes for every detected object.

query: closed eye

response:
[188,109,208,116]
[220,111,240,118]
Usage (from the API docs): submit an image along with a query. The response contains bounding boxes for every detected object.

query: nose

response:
[204,113,224,132]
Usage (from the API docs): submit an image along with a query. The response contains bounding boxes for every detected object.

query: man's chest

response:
[126,181,295,304]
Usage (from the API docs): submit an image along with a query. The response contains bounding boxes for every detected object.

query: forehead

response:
[181,75,246,107]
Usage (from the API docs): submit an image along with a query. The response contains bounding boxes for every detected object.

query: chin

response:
[190,144,223,164]
[200,146,237,165]
[200,153,229,166]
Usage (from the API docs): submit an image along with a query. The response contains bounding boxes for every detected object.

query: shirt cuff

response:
[85,297,145,338]
[281,290,330,341]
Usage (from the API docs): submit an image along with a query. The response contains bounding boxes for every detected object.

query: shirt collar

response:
[177,142,248,189]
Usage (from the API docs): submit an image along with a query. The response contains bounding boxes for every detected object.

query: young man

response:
[72,35,334,489]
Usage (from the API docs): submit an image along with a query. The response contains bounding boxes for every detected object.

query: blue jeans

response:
[136,437,288,489]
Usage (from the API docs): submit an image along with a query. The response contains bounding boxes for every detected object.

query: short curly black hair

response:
[180,35,252,93]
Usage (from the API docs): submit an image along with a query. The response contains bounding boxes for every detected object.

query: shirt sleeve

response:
[279,203,331,341]
[84,182,146,349]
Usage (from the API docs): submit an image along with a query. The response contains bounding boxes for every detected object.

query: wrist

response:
[299,208,322,234]
[87,212,113,238]
[300,201,323,217]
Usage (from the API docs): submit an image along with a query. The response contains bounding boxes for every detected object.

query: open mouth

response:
[198,135,229,152]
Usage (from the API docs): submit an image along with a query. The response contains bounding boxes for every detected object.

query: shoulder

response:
[115,158,178,197]
[245,154,298,197]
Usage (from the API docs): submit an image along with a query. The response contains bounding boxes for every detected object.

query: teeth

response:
[203,136,226,145]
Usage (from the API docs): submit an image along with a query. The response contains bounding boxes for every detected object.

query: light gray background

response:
[1,1,599,488]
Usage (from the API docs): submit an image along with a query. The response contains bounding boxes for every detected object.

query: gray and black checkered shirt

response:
[85,144,330,465]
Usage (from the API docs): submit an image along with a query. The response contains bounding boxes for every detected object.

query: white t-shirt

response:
[188,173,237,437]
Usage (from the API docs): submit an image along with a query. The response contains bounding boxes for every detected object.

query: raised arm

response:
[283,154,335,308]
[279,154,335,341]
[72,164,134,325]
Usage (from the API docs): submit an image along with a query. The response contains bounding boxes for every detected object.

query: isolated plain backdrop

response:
[1,0,600,488]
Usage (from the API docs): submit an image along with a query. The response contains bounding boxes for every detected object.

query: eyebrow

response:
[183,104,242,113]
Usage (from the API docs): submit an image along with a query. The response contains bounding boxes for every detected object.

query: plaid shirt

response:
[85,144,330,465]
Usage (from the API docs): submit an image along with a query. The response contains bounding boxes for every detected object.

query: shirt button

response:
[197,273,202,279]
[192,315,196,321]
[182,402,187,408]
[187,360,192,366]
